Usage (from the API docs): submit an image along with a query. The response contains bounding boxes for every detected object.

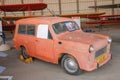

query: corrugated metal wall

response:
[0,0,119,16]
[79,0,94,13]
[61,0,77,14]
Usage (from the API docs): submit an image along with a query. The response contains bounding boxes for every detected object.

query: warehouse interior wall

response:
[0,0,120,16]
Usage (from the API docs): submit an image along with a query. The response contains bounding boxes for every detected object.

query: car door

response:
[35,24,54,62]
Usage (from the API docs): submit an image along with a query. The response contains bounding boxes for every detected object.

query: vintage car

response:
[13,17,112,75]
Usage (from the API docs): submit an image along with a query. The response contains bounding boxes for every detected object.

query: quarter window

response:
[18,24,26,34]
[18,24,35,36]
[27,24,35,36]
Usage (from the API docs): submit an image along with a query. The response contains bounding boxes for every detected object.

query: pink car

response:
[13,17,112,75]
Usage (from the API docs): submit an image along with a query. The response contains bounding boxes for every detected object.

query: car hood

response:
[58,30,107,45]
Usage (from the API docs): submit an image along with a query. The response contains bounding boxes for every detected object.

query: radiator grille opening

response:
[95,46,107,58]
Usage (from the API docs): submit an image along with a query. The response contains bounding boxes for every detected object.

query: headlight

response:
[108,37,112,43]
[89,45,94,53]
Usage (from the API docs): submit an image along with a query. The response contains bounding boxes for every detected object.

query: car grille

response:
[95,46,107,58]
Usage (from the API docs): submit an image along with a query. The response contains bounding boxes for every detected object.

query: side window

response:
[27,24,35,36]
[37,24,52,39]
[18,24,35,36]
[18,24,26,34]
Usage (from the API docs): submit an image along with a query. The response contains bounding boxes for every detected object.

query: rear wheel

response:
[20,47,33,63]
[61,55,82,75]
[21,47,29,59]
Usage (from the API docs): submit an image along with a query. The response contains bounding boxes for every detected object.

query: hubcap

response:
[64,58,78,73]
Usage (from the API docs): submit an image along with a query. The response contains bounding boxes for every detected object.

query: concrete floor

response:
[0,25,120,80]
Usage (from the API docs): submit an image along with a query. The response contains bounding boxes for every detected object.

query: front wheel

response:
[61,55,82,75]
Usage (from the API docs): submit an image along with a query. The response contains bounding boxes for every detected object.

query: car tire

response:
[21,47,29,59]
[61,55,82,75]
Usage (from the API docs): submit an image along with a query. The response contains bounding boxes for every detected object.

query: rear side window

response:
[27,24,35,35]
[18,24,26,34]
[18,24,35,36]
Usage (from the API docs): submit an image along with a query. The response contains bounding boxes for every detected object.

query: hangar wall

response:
[0,0,120,16]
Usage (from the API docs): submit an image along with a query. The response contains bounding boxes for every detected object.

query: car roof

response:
[16,17,73,24]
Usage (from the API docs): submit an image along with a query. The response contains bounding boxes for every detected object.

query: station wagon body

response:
[13,17,112,75]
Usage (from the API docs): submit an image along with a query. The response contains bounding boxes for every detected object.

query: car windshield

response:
[52,21,79,34]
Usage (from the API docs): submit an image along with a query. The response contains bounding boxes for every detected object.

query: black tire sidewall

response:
[21,47,29,59]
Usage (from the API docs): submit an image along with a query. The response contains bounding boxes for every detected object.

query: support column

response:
[94,0,97,12]
[1,0,6,16]
[58,0,62,14]
[28,6,32,16]
[41,10,44,15]
[21,0,25,16]
[39,0,44,15]
[112,0,115,15]
[76,0,79,13]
